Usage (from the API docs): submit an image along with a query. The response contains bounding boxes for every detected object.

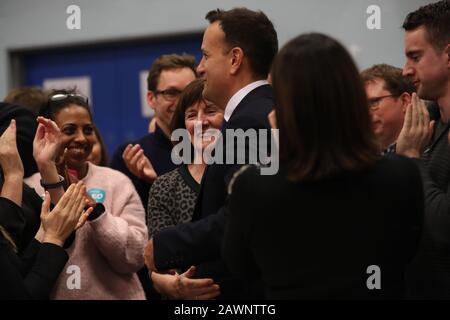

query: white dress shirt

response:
[223,80,269,121]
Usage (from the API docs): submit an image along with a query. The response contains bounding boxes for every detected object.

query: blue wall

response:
[23,34,202,156]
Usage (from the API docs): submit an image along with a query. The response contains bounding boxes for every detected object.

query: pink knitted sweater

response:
[25,162,147,300]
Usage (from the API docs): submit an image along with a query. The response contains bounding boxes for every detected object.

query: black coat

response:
[0,236,68,300]
[224,156,423,299]
[0,187,68,300]
[0,181,42,253]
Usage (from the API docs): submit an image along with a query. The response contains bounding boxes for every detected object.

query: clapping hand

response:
[0,119,24,179]
[38,181,93,246]
[122,144,157,183]
[33,116,62,167]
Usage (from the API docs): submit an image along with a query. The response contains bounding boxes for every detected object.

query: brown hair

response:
[4,87,49,115]
[271,33,379,182]
[361,64,416,96]
[170,78,205,133]
[147,54,197,92]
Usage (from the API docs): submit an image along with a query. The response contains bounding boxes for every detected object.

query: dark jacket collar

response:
[228,84,273,121]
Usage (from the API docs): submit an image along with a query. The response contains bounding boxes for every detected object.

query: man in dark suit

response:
[144,7,278,299]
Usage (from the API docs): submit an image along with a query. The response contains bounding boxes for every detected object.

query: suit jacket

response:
[153,84,274,298]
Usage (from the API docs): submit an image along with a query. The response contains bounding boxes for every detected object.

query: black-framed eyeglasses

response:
[50,93,89,104]
[154,88,182,101]
[368,94,397,109]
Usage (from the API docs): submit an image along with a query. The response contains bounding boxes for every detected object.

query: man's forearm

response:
[154,209,226,270]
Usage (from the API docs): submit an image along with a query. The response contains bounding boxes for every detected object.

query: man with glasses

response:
[361,64,415,154]
[111,54,197,209]
[110,54,196,300]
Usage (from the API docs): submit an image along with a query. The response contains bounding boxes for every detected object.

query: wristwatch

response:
[40,175,65,189]
[88,203,106,221]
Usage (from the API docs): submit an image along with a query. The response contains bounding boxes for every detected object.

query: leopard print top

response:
[147,165,200,237]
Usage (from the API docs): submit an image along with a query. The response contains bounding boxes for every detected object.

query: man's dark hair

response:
[402,0,450,50]
[147,54,197,92]
[361,64,416,96]
[206,8,278,79]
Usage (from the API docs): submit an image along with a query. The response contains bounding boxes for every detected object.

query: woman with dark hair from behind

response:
[223,33,423,299]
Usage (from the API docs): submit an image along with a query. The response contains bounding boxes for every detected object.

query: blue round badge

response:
[87,188,106,203]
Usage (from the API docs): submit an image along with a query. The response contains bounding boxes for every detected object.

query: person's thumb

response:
[9,119,17,137]
[2,119,16,140]
[429,120,435,133]
[427,120,436,141]
[182,266,197,278]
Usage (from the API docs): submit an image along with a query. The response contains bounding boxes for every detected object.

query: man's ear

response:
[230,47,244,76]
[400,92,412,113]
[147,91,156,111]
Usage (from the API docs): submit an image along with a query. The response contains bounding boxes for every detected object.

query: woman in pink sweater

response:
[25,90,147,300]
